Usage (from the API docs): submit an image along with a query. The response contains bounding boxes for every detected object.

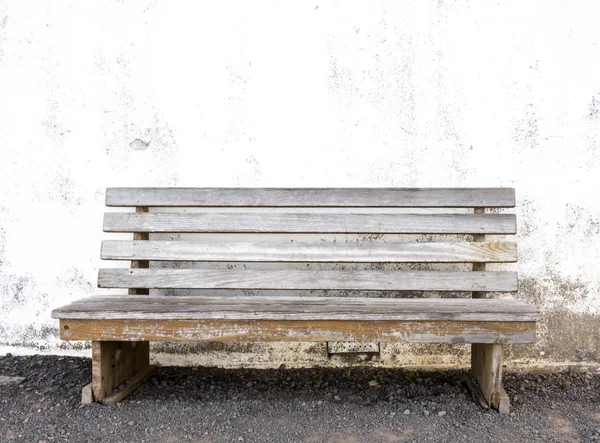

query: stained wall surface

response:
[1,1,599,368]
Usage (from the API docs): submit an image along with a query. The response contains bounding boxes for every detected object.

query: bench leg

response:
[471,343,510,414]
[84,341,157,404]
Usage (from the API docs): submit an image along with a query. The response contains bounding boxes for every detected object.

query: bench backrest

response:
[100,188,517,296]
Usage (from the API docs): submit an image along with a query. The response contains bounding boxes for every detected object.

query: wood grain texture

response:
[103,212,517,234]
[496,386,510,414]
[473,207,488,299]
[91,341,150,401]
[52,295,538,321]
[101,365,157,405]
[60,319,536,344]
[463,376,489,409]
[106,187,516,208]
[129,207,149,296]
[101,240,518,263]
[96,269,519,292]
[472,343,505,412]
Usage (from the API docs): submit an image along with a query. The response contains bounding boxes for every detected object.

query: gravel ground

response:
[1,355,599,442]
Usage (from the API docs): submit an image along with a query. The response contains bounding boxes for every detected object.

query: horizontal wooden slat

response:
[52,295,538,321]
[97,269,518,291]
[101,240,518,263]
[106,188,516,208]
[59,319,536,344]
[103,213,517,234]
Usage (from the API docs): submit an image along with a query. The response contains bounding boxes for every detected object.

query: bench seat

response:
[52,295,537,343]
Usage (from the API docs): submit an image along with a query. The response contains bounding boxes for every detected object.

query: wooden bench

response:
[52,187,538,412]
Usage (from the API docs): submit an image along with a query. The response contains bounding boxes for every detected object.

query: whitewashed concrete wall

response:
[1,1,599,368]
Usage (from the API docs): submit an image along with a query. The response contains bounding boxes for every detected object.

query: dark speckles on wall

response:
[0,226,5,266]
[516,277,545,307]
[517,268,598,363]
[588,93,600,120]
[30,167,85,209]
[155,342,259,356]
[56,267,94,295]
[0,273,37,315]
[508,310,600,363]
[325,23,418,124]
[49,168,84,207]
[512,103,540,151]
[242,156,261,182]
[0,323,90,352]
[9,276,29,302]
[582,94,600,170]
[520,274,589,308]
[563,203,600,237]
[0,267,94,352]
[517,198,538,238]
[0,15,7,64]
[151,342,328,367]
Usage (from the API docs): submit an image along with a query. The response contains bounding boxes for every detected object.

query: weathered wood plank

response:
[60,318,536,343]
[102,365,158,405]
[106,188,516,208]
[91,341,150,402]
[96,269,518,292]
[463,375,489,409]
[103,212,517,234]
[496,386,510,414]
[472,343,506,412]
[472,207,488,299]
[52,295,539,321]
[129,206,149,296]
[101,240,518,263]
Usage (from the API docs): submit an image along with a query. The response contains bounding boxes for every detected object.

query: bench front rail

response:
[52,187,538,413]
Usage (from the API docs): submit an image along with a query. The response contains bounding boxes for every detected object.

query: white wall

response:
[1,1,599,367]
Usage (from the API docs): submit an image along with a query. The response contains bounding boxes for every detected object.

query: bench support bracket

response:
[83,341,156,404]
[471,343,509,414]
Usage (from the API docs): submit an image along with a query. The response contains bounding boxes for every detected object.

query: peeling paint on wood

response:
[60,319,536,344]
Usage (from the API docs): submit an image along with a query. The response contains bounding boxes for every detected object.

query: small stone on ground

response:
[0,375,25,386]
